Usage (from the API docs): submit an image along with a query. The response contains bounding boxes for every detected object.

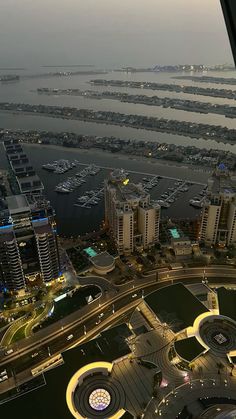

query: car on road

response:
[95,319,101,325]
[0,369,7,376]
[5,349,13,355]
[31,352,39,358]
[0,375,8,382]
[98,313,104,319]
[132,294,138,298]
[67,334,74,341]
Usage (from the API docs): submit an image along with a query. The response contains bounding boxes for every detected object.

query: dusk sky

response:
[0,0,233,68]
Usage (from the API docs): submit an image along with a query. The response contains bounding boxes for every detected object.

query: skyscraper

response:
[105,169,160,255]
[200,165,236,247]
[0,139,60,292]
[0,194,60,291]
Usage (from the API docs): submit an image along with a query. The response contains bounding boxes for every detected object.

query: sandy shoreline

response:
[0,109,235,145]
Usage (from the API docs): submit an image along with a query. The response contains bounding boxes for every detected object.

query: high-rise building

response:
[0,139,60,291]
[0,194,60,292]
[4,139,44,194]
[199,165,236,247]
[105,169,160,255]
[0,226,26,291]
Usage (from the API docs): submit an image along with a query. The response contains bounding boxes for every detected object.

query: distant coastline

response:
[0,105,236,145]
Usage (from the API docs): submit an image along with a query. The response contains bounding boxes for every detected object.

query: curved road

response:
[0,266,235,393]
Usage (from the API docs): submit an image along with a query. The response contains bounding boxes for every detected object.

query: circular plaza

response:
[199,315,236,356]
[66,362,126,419]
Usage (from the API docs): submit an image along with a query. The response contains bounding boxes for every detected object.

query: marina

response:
[74,187,104,209]
[0,133,213,236]
[52,163,101,193]
[42,159,207,213]
[42,159,77,174]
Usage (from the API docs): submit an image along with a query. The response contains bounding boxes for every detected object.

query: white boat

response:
[55,187,70,194]
[156,200,170,208]
[189,199,203,208]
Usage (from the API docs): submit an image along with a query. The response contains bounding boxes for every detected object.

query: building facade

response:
[200,166,236,247]
[0,227,26,290]
[105,169,160,255]
[0,140,61,291]
[4,139,44,194]
[0,194,60,291]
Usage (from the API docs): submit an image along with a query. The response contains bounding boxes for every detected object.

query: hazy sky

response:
[0,0,233,68]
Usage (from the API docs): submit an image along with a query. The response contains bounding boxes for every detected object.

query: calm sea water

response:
[0,69,235,235]
[0,70,236,153]
[0,143,208,236]
[0,70,234,417]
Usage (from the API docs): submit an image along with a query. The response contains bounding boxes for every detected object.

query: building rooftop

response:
[33,223,51,235]
[90,251,115,268]
[11,162,34,171]
[6,195,30,214]
[109,180,148,203]
[187,283,209,298]
[209,168,236,196]
[217,287,236,322]
[118,183,147,201]
[107,169,148,203]
[144,283,208,333]
[5,144,23,153]
[8,153,28,162]
[174,336,206,362]
[17,175,44,192]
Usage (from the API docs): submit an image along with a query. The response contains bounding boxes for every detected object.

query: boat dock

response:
[74,187,104,209]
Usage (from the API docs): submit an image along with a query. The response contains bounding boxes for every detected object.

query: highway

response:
[0,265,235,394]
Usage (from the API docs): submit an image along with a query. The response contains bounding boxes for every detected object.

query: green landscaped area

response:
[10,306,46,343]
[217,287,236,321]
[35,286,101,331]
[11,324,26,343]
[145,283,208,332]
[174,336,206,362]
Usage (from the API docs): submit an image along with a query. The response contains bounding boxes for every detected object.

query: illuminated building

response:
[0,225,25,290]
[0,139,60,291]
[200,165,236,247]
[0,194,60,291]
[105,169,160,255]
